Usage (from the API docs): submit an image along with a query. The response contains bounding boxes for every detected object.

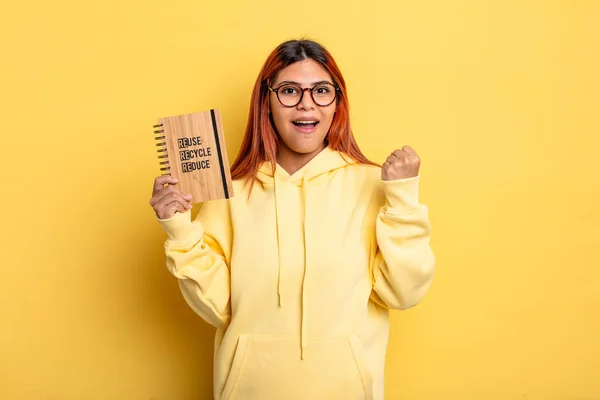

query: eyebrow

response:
[275,80,334,87]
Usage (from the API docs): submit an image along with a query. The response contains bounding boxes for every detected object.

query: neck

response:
[276,142,326,175]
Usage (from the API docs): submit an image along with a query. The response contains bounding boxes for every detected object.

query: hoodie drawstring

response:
[274,176,283,306]
[273,171,309,359]
[300,174,308,359]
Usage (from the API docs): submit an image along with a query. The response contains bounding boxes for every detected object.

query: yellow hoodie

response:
[158,146,435,400]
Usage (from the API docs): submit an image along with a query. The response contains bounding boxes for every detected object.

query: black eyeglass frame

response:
[267,82,340,108]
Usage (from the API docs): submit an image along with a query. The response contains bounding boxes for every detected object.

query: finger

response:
[401,145,418,157]
[155,191,192,211]
[151,185,192,207]
[392,149,409,160]
[153,175,179,195]
[151,184,178,207]
[386,155,401,164]
[160,191,192,208]
[160,201,188,219]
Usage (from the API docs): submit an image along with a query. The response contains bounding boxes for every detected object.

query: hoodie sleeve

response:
[370,175,436,310]
[157,199,232,328]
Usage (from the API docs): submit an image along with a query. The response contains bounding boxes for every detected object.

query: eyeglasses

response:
[268,82,339,107]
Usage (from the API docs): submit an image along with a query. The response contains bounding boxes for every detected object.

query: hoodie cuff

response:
[382,175,420,216]
[157,210,200,243]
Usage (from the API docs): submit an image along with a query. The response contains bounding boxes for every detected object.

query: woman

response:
[150,39,435,400]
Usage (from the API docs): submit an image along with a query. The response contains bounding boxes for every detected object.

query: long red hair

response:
[230,39,377,184]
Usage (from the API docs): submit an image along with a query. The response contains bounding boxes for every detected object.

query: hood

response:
[256,146,355,188]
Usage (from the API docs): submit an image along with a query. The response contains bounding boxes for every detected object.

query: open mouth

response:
[292,120,319,131]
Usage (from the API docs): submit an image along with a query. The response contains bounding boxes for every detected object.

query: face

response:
[269,59,337,158]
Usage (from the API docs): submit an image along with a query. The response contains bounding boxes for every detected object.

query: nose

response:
[297,88,316,110]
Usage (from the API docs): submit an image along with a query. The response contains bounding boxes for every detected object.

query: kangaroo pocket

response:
[220,334,373,400]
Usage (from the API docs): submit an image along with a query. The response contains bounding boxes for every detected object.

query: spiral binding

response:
[153,123,170,175]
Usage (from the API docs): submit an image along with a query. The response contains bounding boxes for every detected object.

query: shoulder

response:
[232,178,249,195]
[348,162,381,175]
[344,163,383,187]
[338,163,386,206]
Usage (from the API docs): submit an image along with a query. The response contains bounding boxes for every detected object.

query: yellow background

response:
[1,0,598,398]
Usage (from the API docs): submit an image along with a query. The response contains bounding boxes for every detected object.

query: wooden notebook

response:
[153,110,234,203]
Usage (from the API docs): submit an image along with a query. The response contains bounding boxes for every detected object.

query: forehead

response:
[273,59,332,85]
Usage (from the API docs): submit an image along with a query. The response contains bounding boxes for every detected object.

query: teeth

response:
[295,121,317,124]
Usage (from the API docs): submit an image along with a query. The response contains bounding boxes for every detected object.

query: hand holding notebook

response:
[149,175,192,219]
